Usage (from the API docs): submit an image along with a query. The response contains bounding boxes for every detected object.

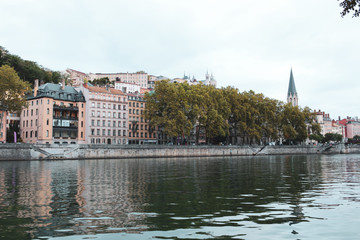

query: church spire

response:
[287,68,298,106]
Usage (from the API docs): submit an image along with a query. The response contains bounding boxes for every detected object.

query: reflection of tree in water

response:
[141,155,324,230]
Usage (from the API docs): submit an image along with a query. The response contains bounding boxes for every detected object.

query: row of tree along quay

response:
[144,80,322,146]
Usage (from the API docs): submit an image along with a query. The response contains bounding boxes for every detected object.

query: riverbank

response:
[1,143,360,160]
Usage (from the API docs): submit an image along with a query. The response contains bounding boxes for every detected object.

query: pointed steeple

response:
[287,68,298,106]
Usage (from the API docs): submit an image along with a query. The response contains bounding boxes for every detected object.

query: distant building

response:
[314,110,346,138]
[128,93,157,144]
[20,79,86,144]
[88,72,148,88]
[66,68,89,87]
[287,69,298,107]
[114,81,141,94]
[78,84,128,145]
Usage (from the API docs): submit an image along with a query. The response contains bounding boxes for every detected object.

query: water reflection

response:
[0,154,359,239]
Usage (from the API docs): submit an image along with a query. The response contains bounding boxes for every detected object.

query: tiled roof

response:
[87,86,124,95]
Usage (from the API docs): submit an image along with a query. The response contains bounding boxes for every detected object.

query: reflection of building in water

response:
[0,162,53,222]
[75,160,148,229]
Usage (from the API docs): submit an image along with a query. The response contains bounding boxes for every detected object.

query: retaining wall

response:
[0,143,360,161]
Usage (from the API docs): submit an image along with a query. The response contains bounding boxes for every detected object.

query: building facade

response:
[88,72,148,89]
[78,84,128,144]
[128,93,157,144]
[20,80,86,144]
[0,110,6,143]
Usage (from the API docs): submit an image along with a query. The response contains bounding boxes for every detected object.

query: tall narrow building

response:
[287,69,298,107]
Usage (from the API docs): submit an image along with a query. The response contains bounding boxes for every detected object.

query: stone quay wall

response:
[0,143,360,161]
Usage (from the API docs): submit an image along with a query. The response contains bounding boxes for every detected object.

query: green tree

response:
[339,0,360,17]
[0,65,31,112]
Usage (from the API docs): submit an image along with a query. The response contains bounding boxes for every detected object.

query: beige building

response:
[128,93,157,144]
[88,71,148,88]
[78,84,128,144]
[66,68,89,87]
[20,80,86,144]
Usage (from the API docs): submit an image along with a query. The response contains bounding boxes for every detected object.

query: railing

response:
[53,105,79,111]
[53,115,78,120]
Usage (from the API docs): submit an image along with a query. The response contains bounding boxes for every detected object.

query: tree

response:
[339,0,360,17]
[0,65,31,112]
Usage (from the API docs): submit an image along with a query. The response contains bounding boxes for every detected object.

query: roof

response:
[29,83,85,102]
[87,86,124,95]
[287,69,297,96]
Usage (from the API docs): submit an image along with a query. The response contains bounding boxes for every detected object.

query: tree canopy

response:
[0,46,61,86]
[145,81,319,145]
[339,0,360,17]
[0,65,31,112]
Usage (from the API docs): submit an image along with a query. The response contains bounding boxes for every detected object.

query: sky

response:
[1,0,359,119]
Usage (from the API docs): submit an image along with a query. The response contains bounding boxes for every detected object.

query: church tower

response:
[287,68,298,107]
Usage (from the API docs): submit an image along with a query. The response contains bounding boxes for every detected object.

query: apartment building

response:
[20,80,86,144]
[88,72,148,88]
[128,93,156,144]
[78,84,128,144]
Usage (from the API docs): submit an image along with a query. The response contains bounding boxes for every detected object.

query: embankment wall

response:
[0,143,360,161]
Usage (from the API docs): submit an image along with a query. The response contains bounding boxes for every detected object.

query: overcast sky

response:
[1,0,359,119]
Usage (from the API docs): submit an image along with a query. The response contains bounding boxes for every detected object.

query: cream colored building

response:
[78,84,128,144]
[0,110,6,142]
[88,71,148,88]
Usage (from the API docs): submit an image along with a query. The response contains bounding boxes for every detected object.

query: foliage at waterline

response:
[144,80,321,145]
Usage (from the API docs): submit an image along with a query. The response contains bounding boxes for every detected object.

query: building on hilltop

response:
[88,72,148,89]
[20,79,86,144]
[77,84,128,145]
[66,68,89,87]
[287,69,298,107]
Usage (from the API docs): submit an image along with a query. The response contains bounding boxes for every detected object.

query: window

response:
[35,119,38,126]
[145,133,147,138]
[103,120,105,126]
[81,121,83,127]
[113,130,116,136]
[141,132,143,138]
[108,130,111,136]
[30,131,33,137]
[91,129,95,135]
[108,112,111,117]
[97,103,100,108]
[102,111,105,117]
[91,111,95,116]
[103,103,106,108]
[123,130,126,136]
[97,129,100,135]
[81,132,83,138]
[123,121,126,127]
[118,130,121,136]
[91,120,95,126]
[113,121,116,127]
[97,120,100,126]
[47,108,49,114]
[81,111,84,117]
[47,119,49,125]
[129,109,131,114]
[92,102,95,108]
[36,109,38,115]
[46,130,49,137]
[123,113,126,119]
[113,112,116,118]
[129,132,131,137]
[108,121,111,127]
[113,104,116,109]
[35,131,37,137]
[31,109,33,116]
[108,104,111,109]
[102,129,105,135]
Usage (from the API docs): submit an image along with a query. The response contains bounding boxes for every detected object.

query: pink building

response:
[0,110,7,142]
[20,80,86,144]
[345,119,360,139]
[78,84,128,144]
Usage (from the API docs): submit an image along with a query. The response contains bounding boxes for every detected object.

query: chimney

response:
[34,79,39,97]
[61,79,65,90]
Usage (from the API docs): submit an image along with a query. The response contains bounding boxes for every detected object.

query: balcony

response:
[53,104,79,111]
[53,126,78,131]
[53,115,78,121]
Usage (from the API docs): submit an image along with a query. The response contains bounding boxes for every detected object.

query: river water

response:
[0,154,360,240]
